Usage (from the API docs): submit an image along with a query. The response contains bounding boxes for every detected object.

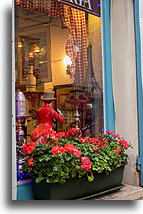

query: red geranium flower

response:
[56,132,66,138]
[66,128,82,138]
[106,130,114,135]
[22,142,36,154]
[64,144,78,153]
[119,139,129,148]
[114,147,121,154]
[28,157,34,166]
[80,156,92,171]
[89,138,99,144]
[42,128,51,138]
[40,139,47,144]
[51,145,65,155]
[73,150,82,157]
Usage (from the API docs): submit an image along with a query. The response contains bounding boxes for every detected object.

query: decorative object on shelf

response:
[22,129,132,200]
[30,91,64,142]
[26,66,36,92]
[16,90,31,181]
[16,90,27,116]
[65,86,89,129]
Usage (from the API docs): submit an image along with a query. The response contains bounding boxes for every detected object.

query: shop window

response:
[15,0,103,180]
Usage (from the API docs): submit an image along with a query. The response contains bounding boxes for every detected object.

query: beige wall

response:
[44,18,72,91]
[111,0,139,186]
[44,15,102,91]
[87,14,103,88]
[88,14,103,89]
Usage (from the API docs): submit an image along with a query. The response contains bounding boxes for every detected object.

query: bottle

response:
[16,90,26,117]
[26,66,36,92]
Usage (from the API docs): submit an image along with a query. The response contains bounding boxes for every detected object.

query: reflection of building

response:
[12,0,143,200]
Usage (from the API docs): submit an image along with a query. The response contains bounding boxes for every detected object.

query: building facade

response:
[12,0,143,200]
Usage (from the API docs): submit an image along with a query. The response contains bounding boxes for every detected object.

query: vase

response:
[32,165,125,200]
[26,66,36,92]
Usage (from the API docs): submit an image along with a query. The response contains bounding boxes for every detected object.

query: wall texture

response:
[44,18,72,91]
[88,14,103,89]
[111,0,139,186]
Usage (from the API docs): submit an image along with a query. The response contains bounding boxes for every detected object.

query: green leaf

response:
[59,179,66,184]
[76,165,80,169]
[71,168,77,178]
[78,168,86,175]
[65,154,72,161]
[88,175,94,182]
[36,177,44,183]
[46,178,51,183]
[47,171,53,176]
[53,166,60,171]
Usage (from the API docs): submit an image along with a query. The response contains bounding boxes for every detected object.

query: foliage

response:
[22,129,132,184]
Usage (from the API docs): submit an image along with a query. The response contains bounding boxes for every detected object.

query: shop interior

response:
[15,1,103,150]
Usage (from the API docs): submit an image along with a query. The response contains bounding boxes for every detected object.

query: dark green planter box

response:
[33,166,124,200]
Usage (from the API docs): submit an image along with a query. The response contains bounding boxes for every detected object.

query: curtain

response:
[15,0,88,84]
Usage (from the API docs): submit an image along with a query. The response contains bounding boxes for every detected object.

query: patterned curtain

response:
[15,0,88,83]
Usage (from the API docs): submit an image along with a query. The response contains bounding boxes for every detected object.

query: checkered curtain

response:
[15,0,88,83]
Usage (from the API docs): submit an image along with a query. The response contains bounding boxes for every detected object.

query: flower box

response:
[22,128,132,200]
[32,165,124,200]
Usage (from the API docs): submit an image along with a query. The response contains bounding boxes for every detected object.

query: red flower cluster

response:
[118,139,129,148]
[80,156,92,171]
[51,143,82,157]
[89,138,98,144]
[66,128,82,138]
[22,142,36,154]
[40,139,47,144]
[112,134,121,139]
[51,145,65,155]
[114,147,121,154]
[56,132,66,138]
[28,157,34,166]
[42,128,51,138]
[106,130,114,135]
[89,137,107,147]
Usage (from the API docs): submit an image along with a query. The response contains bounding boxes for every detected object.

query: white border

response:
[12,0,17,200]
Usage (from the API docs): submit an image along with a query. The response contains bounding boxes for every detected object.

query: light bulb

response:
[63,55,72,66]
[18,42,23,48]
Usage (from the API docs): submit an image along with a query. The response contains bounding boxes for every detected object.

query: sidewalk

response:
[89,184,143,200]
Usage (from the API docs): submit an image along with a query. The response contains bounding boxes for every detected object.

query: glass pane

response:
[15,0,103,181]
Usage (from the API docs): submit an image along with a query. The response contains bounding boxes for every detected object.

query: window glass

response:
[15,0,103,180]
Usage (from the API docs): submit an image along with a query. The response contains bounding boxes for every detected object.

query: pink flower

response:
[114,147,121,154]
[73,150,82,157]
[80,156,92,171]
[119,139,129,148]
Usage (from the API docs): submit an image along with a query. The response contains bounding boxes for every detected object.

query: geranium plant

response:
[22,128,132,184]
